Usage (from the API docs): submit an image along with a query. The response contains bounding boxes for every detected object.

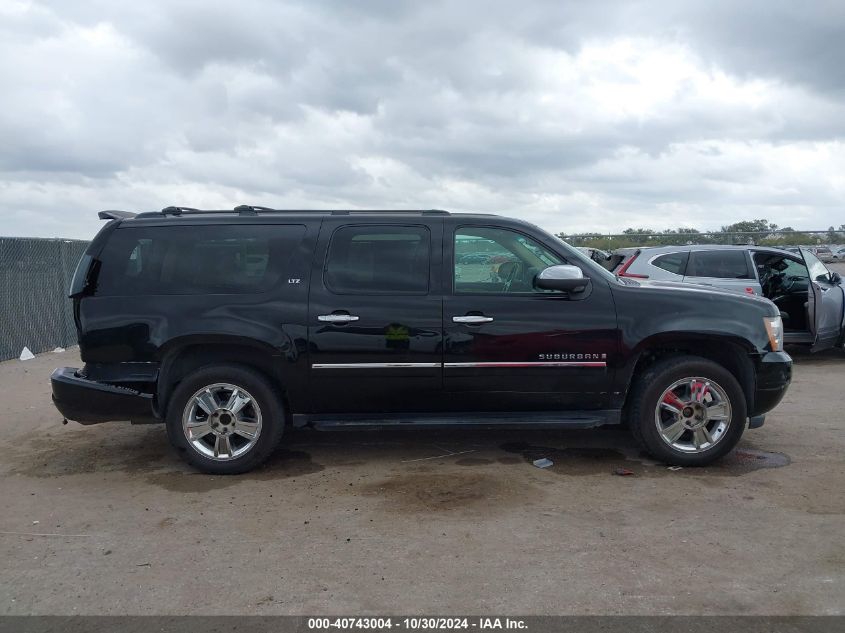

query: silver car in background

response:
[613,244,845,350]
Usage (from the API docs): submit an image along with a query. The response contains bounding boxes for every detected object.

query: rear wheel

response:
[628,356,747,466]
[166,364,285,474]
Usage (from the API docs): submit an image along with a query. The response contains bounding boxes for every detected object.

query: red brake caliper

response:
[691,381,709,403]
[662,390,686,409]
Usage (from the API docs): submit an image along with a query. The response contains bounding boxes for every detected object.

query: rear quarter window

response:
[651,252,688,275]
[95,224,306,296]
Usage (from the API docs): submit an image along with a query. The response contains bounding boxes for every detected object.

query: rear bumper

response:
[750,351,792,417]
[51,367,156,424]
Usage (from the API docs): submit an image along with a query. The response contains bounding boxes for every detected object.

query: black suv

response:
[51,207,792,474]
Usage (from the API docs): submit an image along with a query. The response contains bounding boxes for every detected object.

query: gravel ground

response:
[0,343,842,615]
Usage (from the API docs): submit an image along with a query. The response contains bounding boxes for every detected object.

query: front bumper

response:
[750,351,792,417]
[51,367,156,424]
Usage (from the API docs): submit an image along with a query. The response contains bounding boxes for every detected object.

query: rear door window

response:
[686,250,752,279]
[324,225,431,295]
[96,224,306,296]
[651,252,688,275]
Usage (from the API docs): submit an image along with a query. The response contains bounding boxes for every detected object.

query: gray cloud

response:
[1,0,844,239]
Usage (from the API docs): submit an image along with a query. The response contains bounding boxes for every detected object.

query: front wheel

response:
[166,364,285,474]
[627,356,747,466]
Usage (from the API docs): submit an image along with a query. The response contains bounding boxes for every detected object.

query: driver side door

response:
[800,248,845,351]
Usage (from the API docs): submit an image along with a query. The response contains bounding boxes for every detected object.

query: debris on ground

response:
[401,449,475,463]
[19,347,35,361]
[532,458,554,469]
[613,467,635,476]
[52,347,65,353]
[667,465,683,471]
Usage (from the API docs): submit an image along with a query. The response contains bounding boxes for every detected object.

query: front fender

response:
[609,282,775,408]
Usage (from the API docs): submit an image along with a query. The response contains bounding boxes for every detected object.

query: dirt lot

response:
[0,344,843,615]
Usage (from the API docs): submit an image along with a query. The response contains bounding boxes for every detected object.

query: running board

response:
[292,410,621,430]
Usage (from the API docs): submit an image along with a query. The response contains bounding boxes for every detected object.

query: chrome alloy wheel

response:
[654,377,731,453]
[182,383,263,460]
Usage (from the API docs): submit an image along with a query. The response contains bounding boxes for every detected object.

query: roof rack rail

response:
[98,210,137,220]
[130,207,453,219]
[234,205,277,215]
[329,209,450,216]
[161,206,202,216]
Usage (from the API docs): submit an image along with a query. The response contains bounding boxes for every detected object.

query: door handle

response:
[318,313,360,323]
[453,315,494,324]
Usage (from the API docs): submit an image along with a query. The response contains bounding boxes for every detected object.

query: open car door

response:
[800,248,845,352]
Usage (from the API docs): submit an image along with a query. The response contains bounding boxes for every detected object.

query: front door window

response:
[454,227,563,294]
[802,249,831,283]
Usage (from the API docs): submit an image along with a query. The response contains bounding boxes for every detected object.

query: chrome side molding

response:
[311,361,606,369]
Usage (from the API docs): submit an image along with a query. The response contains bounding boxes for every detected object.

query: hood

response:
[618,277,777,308]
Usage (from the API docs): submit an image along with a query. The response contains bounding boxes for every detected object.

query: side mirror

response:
[831,271,842,284]
[535,264,591,293]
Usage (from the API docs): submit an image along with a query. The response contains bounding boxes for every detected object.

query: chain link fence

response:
[557,229,844,251]
[0,237,90,361]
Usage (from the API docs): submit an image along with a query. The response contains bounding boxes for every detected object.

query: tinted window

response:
[97,224,306,296]
[652,252,688,275]
[324,225,430,294]
[687,250,752,279]
[454,227,564,294]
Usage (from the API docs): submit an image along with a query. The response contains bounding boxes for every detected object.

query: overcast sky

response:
[1,0,844,239]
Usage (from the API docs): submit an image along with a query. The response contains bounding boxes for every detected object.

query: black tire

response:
[166,364,285,474]
[627,356,747,466]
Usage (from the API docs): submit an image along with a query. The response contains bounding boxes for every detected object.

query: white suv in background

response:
[612,244,845,349]
[615,245,764,294]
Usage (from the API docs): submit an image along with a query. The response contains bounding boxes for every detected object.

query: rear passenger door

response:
[307,219,444,413]
[683,250,761,295]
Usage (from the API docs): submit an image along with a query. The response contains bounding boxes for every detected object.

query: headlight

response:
[763,316,783,352]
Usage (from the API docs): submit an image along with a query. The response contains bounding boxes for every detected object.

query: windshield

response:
[802,248,831,283]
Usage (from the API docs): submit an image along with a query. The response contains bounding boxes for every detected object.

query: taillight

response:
[617,252,649,279]
[69,254,93,297]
